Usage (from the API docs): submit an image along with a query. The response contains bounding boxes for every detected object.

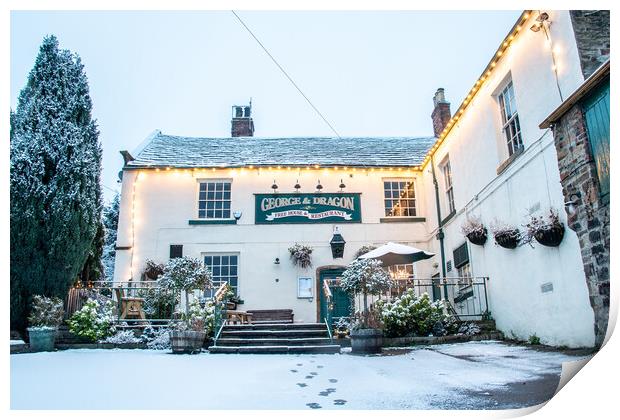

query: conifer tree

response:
[10,35,102,332]
[102,193,120,280]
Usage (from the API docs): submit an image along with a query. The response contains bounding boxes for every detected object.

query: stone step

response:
[220,329,328,339]
[208,344,341,354]
[223,323,326,331]
[216,337,333,346]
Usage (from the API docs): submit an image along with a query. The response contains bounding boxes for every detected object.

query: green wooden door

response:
[583,81,610,202]
[319,268,352,322]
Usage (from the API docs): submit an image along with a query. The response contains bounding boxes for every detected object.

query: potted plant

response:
[525,209,565,247]
[340,259,393,353]
[169,301,213,354]
[491,221,521,249]
[27,295,64,352]
[288,243,313,269]
[158,257,212,354]
[461,215,487,246]
[143,259,165,280]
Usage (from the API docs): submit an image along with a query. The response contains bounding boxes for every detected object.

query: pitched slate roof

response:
[124,131,436,169]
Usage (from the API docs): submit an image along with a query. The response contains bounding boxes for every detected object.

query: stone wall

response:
[551,102,610,348]
[569,10,611,78]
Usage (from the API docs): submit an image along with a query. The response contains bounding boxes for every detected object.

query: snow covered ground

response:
[10,341,587,410]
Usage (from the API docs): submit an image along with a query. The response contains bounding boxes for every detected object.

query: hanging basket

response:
[466,229,488,246]
[494,230,520,249]
[534,224,565,247]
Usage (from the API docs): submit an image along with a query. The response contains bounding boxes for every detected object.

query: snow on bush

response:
[28,295,64,329]
[68,298,115,341]
[457,323,481,336]
[158,257,212,314]
[376,289,458,338]
[460,215,486,237]
[101,330,141,344]
[170,300,216,335]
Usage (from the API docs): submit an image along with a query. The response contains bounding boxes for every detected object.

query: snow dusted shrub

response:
[457,322,481,336]
[143,327,171,350]
[354,245,377,259]
[143,259,165,280]
[158,257,212,314]
[68,298,115,341]
[376,290,450,337]
[288,243,313,269]
[101,330,141,344]
[28,295,64,329]
[138,287,178,320]
[341,259,393,329]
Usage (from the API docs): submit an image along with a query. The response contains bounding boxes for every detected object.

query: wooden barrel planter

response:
[169,331,206,354]
[350,328,383,354]
[534,224,565,247]
[466,229,488,246]
[494,230,520,249]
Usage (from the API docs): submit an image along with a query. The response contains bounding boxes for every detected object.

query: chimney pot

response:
[231,100,255,137]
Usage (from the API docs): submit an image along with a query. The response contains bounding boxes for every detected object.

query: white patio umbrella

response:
[357,242,435,266]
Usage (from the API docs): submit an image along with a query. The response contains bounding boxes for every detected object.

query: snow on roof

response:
[124,132,436,169]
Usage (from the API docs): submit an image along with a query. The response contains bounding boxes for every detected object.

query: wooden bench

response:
[245,309,294,324]
[226,310,253,325]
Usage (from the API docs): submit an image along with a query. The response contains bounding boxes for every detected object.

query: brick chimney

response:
[431,88,451,138]
[231,101,254,137]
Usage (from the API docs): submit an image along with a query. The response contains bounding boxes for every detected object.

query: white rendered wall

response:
[113,166,433,323]
[420,11,594,347]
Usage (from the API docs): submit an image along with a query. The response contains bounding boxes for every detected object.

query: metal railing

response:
[366,276,490,320]
[322,279,334,342]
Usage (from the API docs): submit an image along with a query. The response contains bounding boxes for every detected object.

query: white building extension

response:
[114,10,599,347]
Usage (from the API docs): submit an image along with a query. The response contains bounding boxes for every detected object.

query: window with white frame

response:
[383,180,416,217]
[441,157,455,214]
[498,80,523,157]
[203,254,238,297]
[198,180,231,219]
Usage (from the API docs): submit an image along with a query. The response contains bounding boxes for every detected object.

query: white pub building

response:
[114,10,609,348]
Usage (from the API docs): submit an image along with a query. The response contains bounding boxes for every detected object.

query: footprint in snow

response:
[326,388,336,393]
[296,363,303,366]
[306,402,322,409]
[317,365,324,368]
[329,379,338,383]
[290,369,298,373]
[305,375,314,379]
[310,372,318,376]
[297,383,308,388]
[333,399,347,406]
[318,391,330,396]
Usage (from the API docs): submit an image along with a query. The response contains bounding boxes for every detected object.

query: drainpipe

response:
[430,156,448,296]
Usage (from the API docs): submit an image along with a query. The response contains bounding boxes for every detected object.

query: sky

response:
[10,10,521,202]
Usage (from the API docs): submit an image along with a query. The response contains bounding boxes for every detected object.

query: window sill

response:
[380,217,426,223]
[188,219,238,225]
[496,145,524,175]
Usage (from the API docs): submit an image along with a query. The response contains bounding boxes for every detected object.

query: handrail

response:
[322,279,333,300]
[214,282,230,303]
[324,317,333,343]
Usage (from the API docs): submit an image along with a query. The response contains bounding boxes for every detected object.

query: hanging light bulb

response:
[316,180,323,192]
[339,179,346,191]
[271,179,278,193]
[294,179,301,192]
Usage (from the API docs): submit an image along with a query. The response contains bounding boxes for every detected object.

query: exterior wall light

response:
[294,180,301,192]
[233,211,243,221]
[330,227,346,259]
[339,179,346,191]
[271,180,278,193]
[274,257,280,265]
[316,180,323,192]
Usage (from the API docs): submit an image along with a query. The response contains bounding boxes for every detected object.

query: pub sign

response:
[255,193,362,224]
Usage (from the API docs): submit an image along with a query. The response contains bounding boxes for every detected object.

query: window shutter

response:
[583,81,610,199]
[170,245,183,259]
[453,243,469,269]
